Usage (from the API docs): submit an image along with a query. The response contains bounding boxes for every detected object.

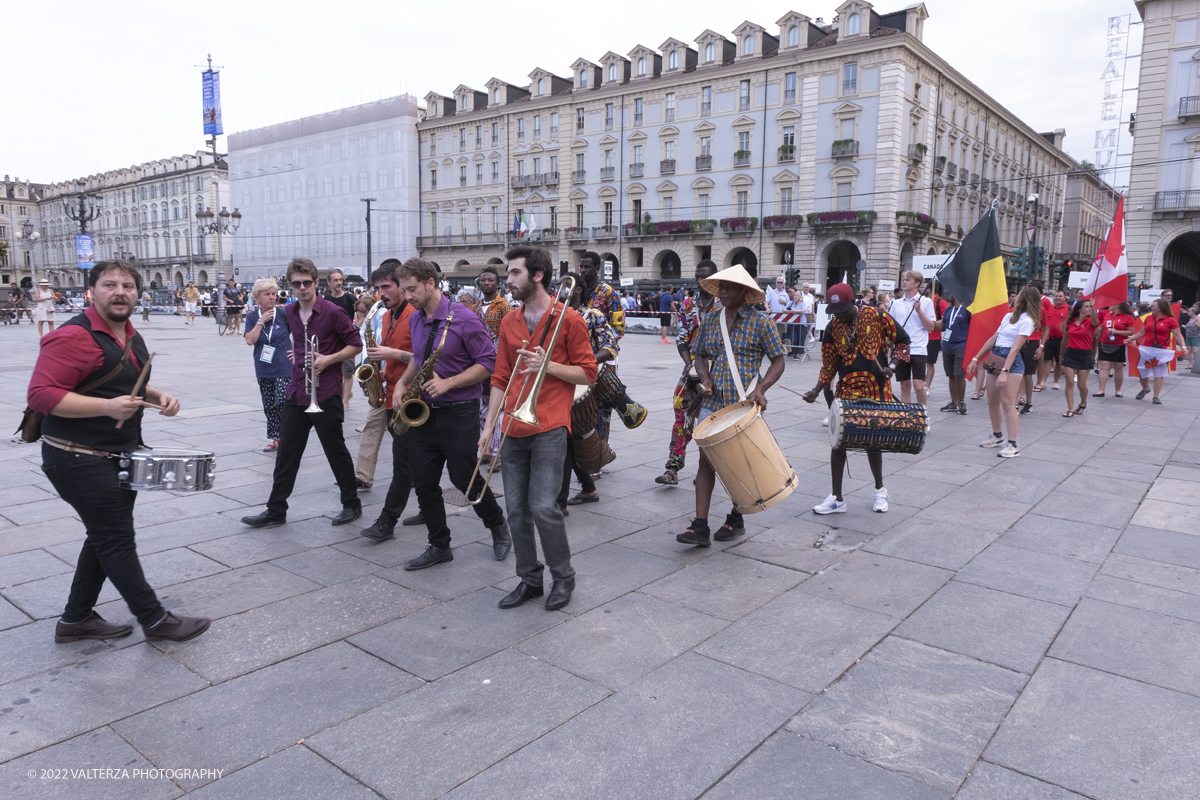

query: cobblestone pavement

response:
[2,312,1199,799]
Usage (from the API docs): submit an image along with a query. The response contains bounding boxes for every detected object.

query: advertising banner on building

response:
[202,69,223,136]
[75,235,94,270]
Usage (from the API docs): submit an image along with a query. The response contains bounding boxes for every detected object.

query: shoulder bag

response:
[15,336,136,443]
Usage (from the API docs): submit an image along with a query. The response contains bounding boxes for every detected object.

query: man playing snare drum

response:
[801,282,908,515]
[677,265,786,547]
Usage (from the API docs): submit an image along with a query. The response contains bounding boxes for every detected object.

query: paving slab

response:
[894,581,1070,673]
[997,513,1123,563]
[916,492,1033,534]
[1129,498,1194,534]
[954,543,1099,607]
[789,636,1026,795]
[0,644,208,762]
[516,592,727,690]
[1113,524,1200,570]
[0,618,117,686]
[2,571,120,620]
[725,521,845,573]
[115,643,420,790]
[183,745,377,800]
[1086,573,1200,624]
[309,649,609,800]
[0,727,181,800]
[0,549,72,588]
[794,551,952,618]
[613,514,748,564]
[375,542,517,600]
[156,575,433,683]
[956,762,1088,799]
[1030,489,1140,530]
[861,519,998,571]
[985,658,1200,800]
[268,546,380,586]
[442,653,808,800]
[639,551,806,622]
[556,543,680,615]
[0,518,86,558]
[704,732,949,800]
[0,596,31,632]
[1099,552,1200,595]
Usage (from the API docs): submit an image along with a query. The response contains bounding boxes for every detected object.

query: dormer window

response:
[494,88,500,103]
[705,43,714,62]
[846,12,861,35]
[744,36,755,55]
[609,64,616,81]
[788,25,799,46]
[669,50,678,69]
[431,101,438,115]
[637,57,645,76]
[580,71,588,87]
[538,78,545,95]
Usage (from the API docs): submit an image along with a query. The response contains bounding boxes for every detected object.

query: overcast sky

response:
[5,0,1139,185]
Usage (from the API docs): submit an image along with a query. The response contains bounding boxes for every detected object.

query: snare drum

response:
[570,384,598,439]
[829,399,929,455]
[117,448,216,491]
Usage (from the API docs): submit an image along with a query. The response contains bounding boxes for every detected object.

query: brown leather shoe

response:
[142,611,211,643]
[55,612,134,643]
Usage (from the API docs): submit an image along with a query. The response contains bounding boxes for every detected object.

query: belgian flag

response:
[936,209,1008,380]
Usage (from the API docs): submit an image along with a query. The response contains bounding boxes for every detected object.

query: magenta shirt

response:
[285,295,363,406]
[408,295,496,403]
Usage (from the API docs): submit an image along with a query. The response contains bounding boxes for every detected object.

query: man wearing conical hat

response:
[676,265,787,547]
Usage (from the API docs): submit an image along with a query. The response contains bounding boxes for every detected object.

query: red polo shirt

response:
[27,306,145,414]
[1044,302,1069,339]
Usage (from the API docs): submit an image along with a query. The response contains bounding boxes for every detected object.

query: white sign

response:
[1026,226,1037,242]
[619,278,634,287]
[1067,271,1090,290]
[602,260,613,281]
[1141,289,1164,303]
[813,303,830,332]
[877,279,896,292]
[911,255,948,280]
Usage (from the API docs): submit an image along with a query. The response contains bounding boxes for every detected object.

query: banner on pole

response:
[202,70,223,136]
[75,235,94,270]
[911,255,945,280]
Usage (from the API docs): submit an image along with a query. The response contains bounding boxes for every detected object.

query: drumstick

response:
[115,352,156,429]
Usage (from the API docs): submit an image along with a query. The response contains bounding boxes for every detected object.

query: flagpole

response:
[933,205,994,282]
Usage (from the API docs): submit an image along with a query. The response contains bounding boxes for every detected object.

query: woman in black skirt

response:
[1061,298,1100,417]
[1096,302,1136,397]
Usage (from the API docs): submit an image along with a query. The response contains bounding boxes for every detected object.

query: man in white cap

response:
[677,265,787,547]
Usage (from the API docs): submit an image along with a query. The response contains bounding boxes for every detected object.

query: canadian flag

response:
[1082,196,1128,309]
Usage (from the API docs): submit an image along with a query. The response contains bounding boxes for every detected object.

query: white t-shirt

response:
[994,313,1035,349]
[888,294,935,356]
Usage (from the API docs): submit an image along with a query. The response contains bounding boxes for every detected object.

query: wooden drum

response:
[693,400,797,514]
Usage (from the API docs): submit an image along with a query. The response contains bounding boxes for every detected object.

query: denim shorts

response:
[992,345,1023,376]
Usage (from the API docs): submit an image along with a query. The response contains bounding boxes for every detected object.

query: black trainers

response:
[957,403,968,415]
[676,519,711,547]
[714,512,745,541]
[940,402,959,412]
[1019,402,1033,415]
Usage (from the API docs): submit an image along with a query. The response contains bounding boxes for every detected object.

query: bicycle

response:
[214,307,232,336]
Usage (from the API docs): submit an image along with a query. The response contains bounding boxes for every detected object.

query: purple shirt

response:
[285,295,363,406]
[408,295,496,403]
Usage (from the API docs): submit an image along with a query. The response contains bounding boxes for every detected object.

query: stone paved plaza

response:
[2,311,1200,799]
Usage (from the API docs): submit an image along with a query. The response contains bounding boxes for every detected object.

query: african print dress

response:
[818,306,902,401]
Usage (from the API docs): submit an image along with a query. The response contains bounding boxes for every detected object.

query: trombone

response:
[303,324,322,414]
[465,275,576,505]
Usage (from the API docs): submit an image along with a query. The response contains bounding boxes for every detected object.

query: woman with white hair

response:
[244,278,292,451]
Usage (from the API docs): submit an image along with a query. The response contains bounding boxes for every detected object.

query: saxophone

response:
[389,308,456,435]
[354,301,386,408]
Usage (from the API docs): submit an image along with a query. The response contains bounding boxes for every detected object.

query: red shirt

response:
[1098,310,1136,346]
[381,303,415,409]
[1044,302,1069,338]
[27,306,145,414]
[1027,297,1052,341]
[1066,316,1098,350]
[1142,315,1180,348]
[927,296,947,341]
[492,302,599,439]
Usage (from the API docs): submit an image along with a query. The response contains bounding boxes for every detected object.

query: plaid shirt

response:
[581,307,619,360]
[587,282,625,339]
[694,304,786,408]
[676,295,716,356]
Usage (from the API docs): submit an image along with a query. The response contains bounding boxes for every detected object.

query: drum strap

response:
[718,309,758,401]
[42,435,120,459]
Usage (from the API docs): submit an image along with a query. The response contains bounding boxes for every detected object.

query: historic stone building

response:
[1127,0,1200,304]
[417,2,1070,291]
[1,176,47,287]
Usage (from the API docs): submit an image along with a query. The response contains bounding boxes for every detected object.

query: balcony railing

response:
[601,166,615,181]
[592,224,617,238]
[1181,96,1200,117]
[832,140,859,157]
[734,150,751,166]
[970,172,980,187]
[576,121,585,132]
[509,175,529,188]
[843,80,857,95]
[629,162,644,178]
[604,119,613,131]
[959,169,969,184]
[979,177,990,193]
[946,162,958,179]
[701,101,711,116]
[1156,189,1200,210]
[529,173,545,187]
[784,88,796,104]
[696,154,712,170]
[907,144,925,162]
[660,159,676,175]
[459,177,467,187]
[573,170,587,184]
[665,109,675,122]
[778,145,795,162]
[544,171,559,186]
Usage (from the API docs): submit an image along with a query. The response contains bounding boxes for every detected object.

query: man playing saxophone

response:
[395,257,511,570]
[241,258,364,529]
[482,246,598,611]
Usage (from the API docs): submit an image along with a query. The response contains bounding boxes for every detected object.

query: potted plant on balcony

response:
[832,139,856,156]
[778,144,795,160]
[895,211,937,233]
[690,219,717,234]
[935,155,946,172]
[719,216,757,233]
[805,210,877,232]
[916,143,928,155]
[762,215,801,231]
[657,219,692,235]
[734,149,750,163]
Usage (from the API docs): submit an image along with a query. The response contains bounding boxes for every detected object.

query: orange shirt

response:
[492,302,598,438]
[381,302,415,409]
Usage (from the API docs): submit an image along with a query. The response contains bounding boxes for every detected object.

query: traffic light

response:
[785,266,797,288]
[1011,248,1027,279]
[1058,258,1073,283]
[1033,246,1046,276]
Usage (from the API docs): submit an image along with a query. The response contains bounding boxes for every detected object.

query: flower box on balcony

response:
[762,215,801,231]
[565,226,587,239]
[805,209,878,232]
[719,216,758,233]
[777,145,795,162]
[657,220,692,235]
[690,219,717,234]
[895,211,937,233]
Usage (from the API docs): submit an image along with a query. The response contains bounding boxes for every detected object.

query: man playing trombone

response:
[242,258,364,529]
[481,246,598,611]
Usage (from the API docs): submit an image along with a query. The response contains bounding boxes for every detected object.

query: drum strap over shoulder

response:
[718,310,758,401]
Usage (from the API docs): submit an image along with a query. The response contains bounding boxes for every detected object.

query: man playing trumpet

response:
[482,246,598,611]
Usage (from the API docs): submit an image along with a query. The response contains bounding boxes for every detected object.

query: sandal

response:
[568,491,600,505]
[263,439,279,452]
[1115,392,1123,398]
[1074,404,1087,414]
[1033,386,1045,392]
[971,392,984,400]
[1062,410,1076,417]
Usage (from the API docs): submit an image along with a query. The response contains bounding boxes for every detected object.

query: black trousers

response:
[408,400,504,549]
[42,445,165,627]
[378,410,412,527]
[557,438,596,507]
[267,395,360,515]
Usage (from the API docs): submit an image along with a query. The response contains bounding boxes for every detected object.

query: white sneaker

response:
[998,442,1020,458]
[821,415,830,426]
[813,494,847,514]
[872,488,889,513]
[979,433,1004,448]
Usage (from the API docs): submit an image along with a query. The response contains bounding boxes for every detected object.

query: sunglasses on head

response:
[290,279,314,289]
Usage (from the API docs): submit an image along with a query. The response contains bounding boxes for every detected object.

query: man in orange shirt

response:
[359,260,416,541]
[482,245,598,611]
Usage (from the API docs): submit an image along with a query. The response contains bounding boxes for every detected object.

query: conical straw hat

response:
[699,264,765,305]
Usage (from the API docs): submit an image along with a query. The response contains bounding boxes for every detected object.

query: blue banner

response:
[75,235,94,270]
[202,69,223,135]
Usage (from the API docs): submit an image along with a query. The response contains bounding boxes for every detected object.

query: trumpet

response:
[465,276,576,505]
[303,324,322,414]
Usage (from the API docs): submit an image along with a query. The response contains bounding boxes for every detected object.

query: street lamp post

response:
[13,218,41,286]
[362,198,377,279]
[196,193,241,309]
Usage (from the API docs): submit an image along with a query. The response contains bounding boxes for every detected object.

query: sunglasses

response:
[290,280,314,289]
